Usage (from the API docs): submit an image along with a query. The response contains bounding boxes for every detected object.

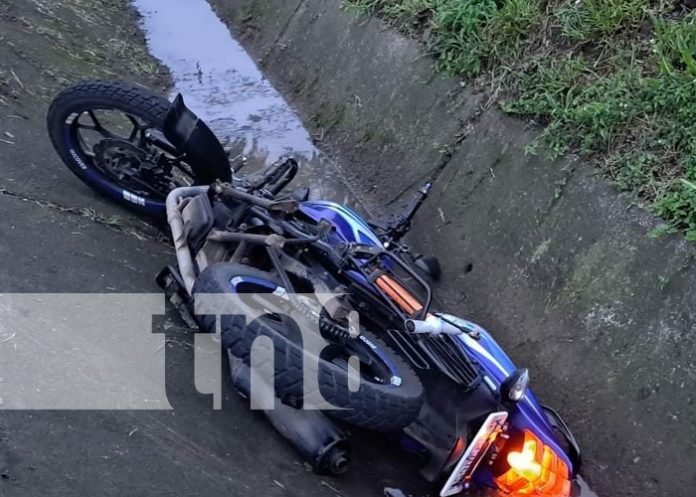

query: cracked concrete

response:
[0,187,167,243]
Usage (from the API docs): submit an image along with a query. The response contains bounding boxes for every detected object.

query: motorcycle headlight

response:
[494,430,571,497]
[500,368,529,404]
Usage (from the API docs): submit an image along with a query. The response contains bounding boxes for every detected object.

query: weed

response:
[655,179,696,240]
[554,176,568,200]
[556,0,649,42]
[345,0,542,75]
[486,0,541,45]
[657,273,670,291]
[603,151,661,197]
[343,0,434,20]
[437,0,542,75]
[653,12,696,76]
[503,56,621,157]
[431,0,499,75]
[647,224,675,239]
[382,0,436,27]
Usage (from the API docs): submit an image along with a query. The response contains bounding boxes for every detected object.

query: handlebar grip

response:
[405,315,461,335]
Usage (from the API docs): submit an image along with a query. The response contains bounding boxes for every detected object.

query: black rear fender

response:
[163,94,231,184]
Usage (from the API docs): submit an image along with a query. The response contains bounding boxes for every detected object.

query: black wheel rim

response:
[68,108,195,200]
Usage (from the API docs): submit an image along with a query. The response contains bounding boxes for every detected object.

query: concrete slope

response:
[207,1,696,496]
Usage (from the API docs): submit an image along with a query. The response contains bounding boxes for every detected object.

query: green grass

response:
[556,0,649,41]
[505,11,696,239]
[344,0,542,75]
[344,0,696,240]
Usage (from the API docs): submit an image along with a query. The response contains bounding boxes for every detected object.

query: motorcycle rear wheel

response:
[47,80,229,218]
[194,262,424,432]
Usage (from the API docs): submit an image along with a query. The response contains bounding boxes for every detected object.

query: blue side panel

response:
[300,201,382,247]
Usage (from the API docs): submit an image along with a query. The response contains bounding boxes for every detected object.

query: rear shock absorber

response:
[286,292,355,341]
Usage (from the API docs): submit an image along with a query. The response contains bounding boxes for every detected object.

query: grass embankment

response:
[344,0,696,240]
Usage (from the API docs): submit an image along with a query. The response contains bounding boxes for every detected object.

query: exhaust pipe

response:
[228,351,351,475]
[166,185,210,295]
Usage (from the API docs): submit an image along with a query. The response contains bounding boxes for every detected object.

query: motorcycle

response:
[47,80,582,496]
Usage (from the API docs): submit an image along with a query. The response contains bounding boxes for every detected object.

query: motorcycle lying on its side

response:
[47,80,581,497]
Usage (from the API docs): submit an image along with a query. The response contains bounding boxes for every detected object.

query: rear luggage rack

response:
[388,330,482,390]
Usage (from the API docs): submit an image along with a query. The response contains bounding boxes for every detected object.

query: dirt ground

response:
[0,1,440,496]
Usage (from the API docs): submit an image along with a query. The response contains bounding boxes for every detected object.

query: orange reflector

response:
[446,437,467,468]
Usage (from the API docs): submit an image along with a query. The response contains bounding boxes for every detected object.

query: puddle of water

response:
[132,0,361,208]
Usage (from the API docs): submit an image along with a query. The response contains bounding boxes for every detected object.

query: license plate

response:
[439,411,508,497]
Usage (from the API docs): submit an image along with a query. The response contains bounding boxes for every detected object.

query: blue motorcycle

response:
[48,80,581,497]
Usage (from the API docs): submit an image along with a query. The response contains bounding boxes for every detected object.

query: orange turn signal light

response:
[495,431,571,497]
[507,440,542,481]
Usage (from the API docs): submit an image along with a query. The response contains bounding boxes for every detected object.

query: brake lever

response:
[375,182,432,243]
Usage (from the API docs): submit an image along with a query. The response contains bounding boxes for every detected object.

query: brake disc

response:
[93,138,148,179]
[93,138,174,195]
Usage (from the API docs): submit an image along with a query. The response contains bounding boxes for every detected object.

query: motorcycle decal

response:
[123,190,146,207]
[358,334,402,387]
[299,201,382,247]
[482,375,498,393]
[69,148,88,170]
[61,127,167,217]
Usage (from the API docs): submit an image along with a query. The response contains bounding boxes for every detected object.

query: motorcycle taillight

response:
[495,430,571,497]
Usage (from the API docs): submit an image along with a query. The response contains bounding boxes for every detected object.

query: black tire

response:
[47,80,227,217]
[194,263,424,432]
